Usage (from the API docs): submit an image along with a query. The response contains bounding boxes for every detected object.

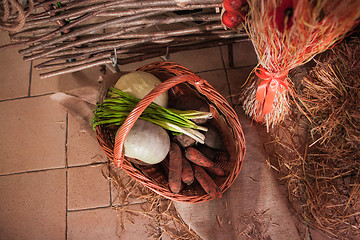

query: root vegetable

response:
[196,145,216,160]
[204,165,226,177]
[122,119,170,165]
[114,71,168,107]
[168,142,183,194]
[193,165,222,199]
[181,157,194,185]
[185,147,215,168]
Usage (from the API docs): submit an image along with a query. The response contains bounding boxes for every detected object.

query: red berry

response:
[223,0,246,16]
[222,10,243,29]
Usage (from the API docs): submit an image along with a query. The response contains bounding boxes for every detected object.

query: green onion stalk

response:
[92,87,212,143]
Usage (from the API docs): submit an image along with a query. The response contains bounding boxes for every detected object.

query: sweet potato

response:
[181,157,194,185]
[193,165,222,199]
[204,164,226,177]
[185,147,215,168]
[168,142,182,194]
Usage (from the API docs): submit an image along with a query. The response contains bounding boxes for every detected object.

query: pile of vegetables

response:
[92,71,228,199]
[92,87,211,144]
[165,144,227,199]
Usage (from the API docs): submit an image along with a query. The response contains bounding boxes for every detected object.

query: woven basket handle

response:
[113,74,203,168]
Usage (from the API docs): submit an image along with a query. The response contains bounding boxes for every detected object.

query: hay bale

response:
[266,38,360,239]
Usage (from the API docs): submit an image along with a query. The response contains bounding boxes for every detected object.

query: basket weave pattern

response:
[95,61,245,203]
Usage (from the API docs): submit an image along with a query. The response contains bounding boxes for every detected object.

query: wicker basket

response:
[95,61,245,203]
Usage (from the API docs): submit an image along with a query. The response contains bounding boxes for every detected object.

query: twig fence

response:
[1,0,248,78]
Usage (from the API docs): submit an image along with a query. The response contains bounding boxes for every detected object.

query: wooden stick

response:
[0,12,95,50]
[25,0,221,27]
[22,14,220,60]
[95,4,221,17]
[33,0,79,10]
[27,23,223,60]
[23,24,147,61]
[34,52,112,70]
[34,33,245,71]
[10,25,57,37]
[113,29,242,40]
[19,11,165,55]
[36,37,249,78]
[25,1,119,27]
[31,0,112,17]
[39,58,112,79]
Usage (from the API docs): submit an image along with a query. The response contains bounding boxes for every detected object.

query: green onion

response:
[92,87,212,143]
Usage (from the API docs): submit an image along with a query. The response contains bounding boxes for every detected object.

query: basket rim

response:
[95,61,246,203]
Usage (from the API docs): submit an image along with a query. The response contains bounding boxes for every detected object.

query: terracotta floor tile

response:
[197,69,231,102]
[168,47,224,73]
[0,31,30,100]
[0,169,66,240]
[30,62,103,96]
[116,203,160,240]
[67,204,158,240]
[221,41,258,68]
[67,114,107,167]
[67,164,110,210]
[67,207,119,240]
[0,95,66,175]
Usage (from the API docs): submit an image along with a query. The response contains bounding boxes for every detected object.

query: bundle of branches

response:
[0,0,247,79]
[240,0,360,129]
[104,163,202,240]
[265,38,360,239]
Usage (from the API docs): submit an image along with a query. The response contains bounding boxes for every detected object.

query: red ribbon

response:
[255,67,289,115]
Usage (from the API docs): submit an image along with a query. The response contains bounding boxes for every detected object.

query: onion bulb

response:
[114,71,168,107]
[120,119,170,165]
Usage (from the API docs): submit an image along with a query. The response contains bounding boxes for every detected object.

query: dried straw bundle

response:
[266,39,360,239]
[298,45,360,150]
[241,0,360,129]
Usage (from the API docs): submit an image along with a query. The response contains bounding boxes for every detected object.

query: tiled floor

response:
[0,29,257,239]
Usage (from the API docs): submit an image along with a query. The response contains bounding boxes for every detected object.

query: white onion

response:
[121,119,170,164]
[114,71,168,107]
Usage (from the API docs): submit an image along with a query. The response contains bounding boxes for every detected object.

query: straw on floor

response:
[266,38,360,239]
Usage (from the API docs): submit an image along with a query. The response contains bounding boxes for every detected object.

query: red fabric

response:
[255,67,289,115]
